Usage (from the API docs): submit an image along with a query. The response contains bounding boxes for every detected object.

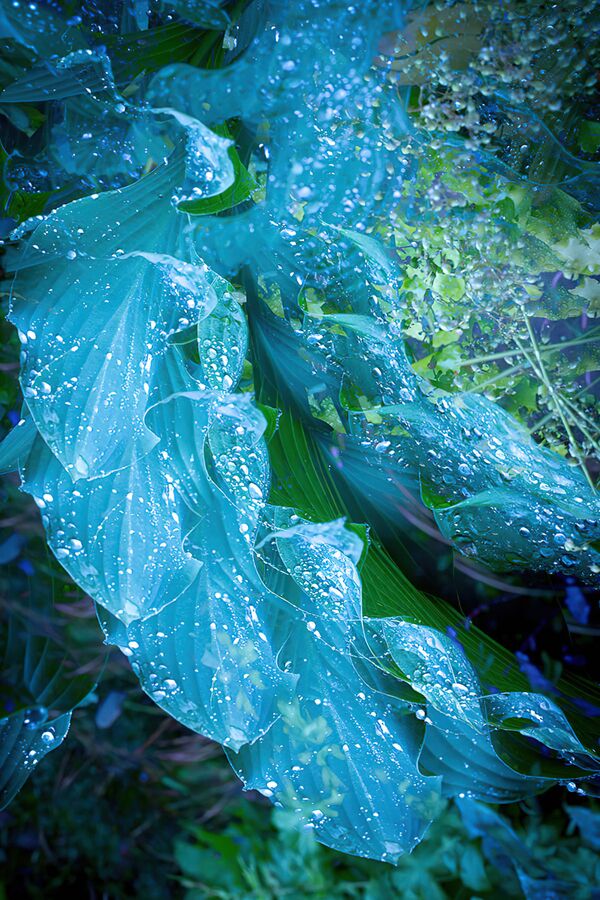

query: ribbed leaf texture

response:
[1,0,599,867]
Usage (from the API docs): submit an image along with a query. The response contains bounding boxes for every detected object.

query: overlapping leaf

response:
[1,0,599,865]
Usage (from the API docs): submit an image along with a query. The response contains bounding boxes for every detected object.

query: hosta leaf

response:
[12,254,215,478]
[0,101,44,135]
[178,144,257,215]
[20,431,200,625]
[107,390,298,749]
[1,590,96,717]
[0,585,96,809]
[458,799,600,899]
[484,692,600,767]
[257,276,600,582]
[0,414,35,474]
[8,123,234,479]
[104,24,218,83]
[370,619,481,728]
[0,1,85,56]
[261,393,600,744]
[0,711,71,809]
[3,0,599,865]
[0,48,116,104]
[372,619,598,797]
[231,512,443,863]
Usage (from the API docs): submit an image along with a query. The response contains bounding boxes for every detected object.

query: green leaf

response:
[178,142,257,215]
[432,272,466,301]
[105,23,220,83]
[579,120,600,154]
[0,139,53,224]
[0,102,45,135]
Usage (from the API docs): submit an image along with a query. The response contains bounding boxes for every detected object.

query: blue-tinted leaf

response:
[21,432,200,625]
[0,584,96,808]
[0,2,85,55]
[0,533,23,564]
[5,0,599,864]
[109,392,298,749]
[164,0,230,30]
[231,513,443,863]
[0,710,70,809]
[0,415,35,474]
[566,805,600,851]
[458,798,597,900]
[371,620,551,802]
[9,125,234,479]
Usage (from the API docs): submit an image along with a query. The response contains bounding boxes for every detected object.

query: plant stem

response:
[518,315,595,490]
[454,328,600,369]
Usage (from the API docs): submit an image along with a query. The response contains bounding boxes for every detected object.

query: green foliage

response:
[388,144,599,478]
[0,0,598,891]
[174,796,600,900]
[0,141,50,226]
[579,121,600,155]
[0,665,236,899]
[0,479,99,807]
[177,124,258,215]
